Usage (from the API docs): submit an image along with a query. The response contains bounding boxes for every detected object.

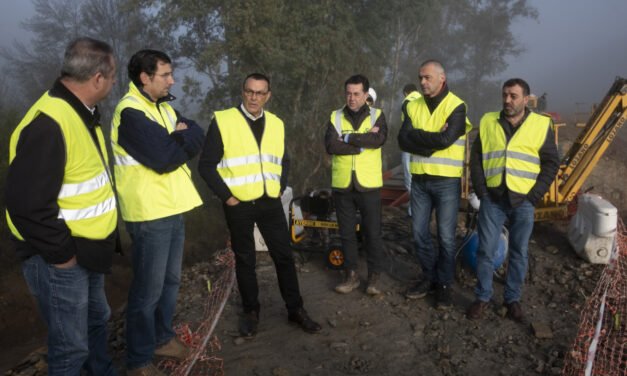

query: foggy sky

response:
[1,0,626,117]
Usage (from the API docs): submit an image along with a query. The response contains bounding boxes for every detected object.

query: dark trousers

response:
[333,189,385,273]
[223,197,304,314]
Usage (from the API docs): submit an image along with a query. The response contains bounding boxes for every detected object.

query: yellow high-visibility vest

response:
[480,111,552,194]
[214,107,284,201]
[7,93,117,240]
[331,107,383,189]
[406,92,472,177]
[111,82,202,221]
[401,90,422,121]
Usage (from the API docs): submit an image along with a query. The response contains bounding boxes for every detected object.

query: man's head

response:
[242,73,271,117]
[502,78,530,119]
[403,83,417,96]
[344,74,369,112]
[128,49,174,102]
[60,37,116,103]
[418,60,446,98]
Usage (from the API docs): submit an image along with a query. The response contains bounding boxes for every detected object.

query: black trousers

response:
[223,197,304,314]
[333,189,385,273]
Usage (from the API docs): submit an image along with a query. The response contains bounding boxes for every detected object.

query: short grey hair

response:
[420,59,445,74]
[60,37,114,82]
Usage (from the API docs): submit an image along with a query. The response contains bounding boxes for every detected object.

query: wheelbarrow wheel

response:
[326,245,345,270]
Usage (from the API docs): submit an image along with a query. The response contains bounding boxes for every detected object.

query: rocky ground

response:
[3,122,623,375]
[4,207,605,376]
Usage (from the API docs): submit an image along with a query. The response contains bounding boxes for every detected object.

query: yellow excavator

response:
[534,77,626,221]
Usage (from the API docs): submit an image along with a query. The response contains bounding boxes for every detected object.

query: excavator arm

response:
[535,77,627,221]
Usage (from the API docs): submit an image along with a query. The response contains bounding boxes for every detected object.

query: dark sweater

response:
[324,104,388,192]
[198,105,290,202]
[397,85,467,181]
[5,79,117,273]
[470,109,560,207]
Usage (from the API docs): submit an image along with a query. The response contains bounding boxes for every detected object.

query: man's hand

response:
[226,197,240,206]
[440,123,448,132]
[175,122,188,131]
[369,126,379,133]
[54,255,77,269]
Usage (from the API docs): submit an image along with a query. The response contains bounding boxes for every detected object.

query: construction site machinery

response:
[535,76,626,221]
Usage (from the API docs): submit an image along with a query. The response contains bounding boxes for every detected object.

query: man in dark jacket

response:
[398,60,471,309]
[6,37,118,376]
[325,74,388,296]
[466,78,559,321]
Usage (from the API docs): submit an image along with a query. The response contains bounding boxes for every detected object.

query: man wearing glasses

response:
[111,49,205,375]
[198,73,321,339]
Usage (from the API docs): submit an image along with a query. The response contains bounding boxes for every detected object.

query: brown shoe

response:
[154,337,190,360]
[127,363,166,376]
[466,300,488,320]
[504,301,524,322]
[366,272,382,296]
[335,270,360,294]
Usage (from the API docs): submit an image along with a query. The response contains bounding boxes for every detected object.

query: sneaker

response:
[466,300,489,320]
[154,337,190,360]
[239,310,259,338]
[405,279,434,299]
[366,272,382,296]
[288,308,322,333]
[127,363,166,376]
[335,270,360,294]
[435,284,453,310]
[504,301,524,322]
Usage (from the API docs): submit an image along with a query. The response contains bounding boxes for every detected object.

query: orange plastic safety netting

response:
[563,219,627,375]
[159,248,236,376]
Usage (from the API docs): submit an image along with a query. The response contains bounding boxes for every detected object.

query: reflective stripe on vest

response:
[407,92,471,177]
[7,93,117,240]
[480,111,552,194]
[111,82,202,221]
[214,107,284,201]
[330,107,383,189]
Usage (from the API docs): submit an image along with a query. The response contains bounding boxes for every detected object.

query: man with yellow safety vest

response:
[398,60,472,309]
[111,50,204,375]
[401,83,422,216]
[198,73,321,339]
[6,37,118,375]
[466,78,558,321]
[324,74,388,296]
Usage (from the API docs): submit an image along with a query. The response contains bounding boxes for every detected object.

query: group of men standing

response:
[4,36,558,376]
[6,38,320,376]
[326,61,558,322]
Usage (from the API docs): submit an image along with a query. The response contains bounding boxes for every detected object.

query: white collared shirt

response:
[240,103,264,121]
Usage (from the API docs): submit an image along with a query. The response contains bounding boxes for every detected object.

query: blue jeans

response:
[22,255,116,376]
[475,195,535,303]
[410,178,460,286]
[125,214,185,370]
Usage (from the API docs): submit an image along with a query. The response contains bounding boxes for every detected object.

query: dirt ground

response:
[168,210,603,376]
[2,122,624,375]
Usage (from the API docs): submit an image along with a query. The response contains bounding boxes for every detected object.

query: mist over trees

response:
[0,0,537,246]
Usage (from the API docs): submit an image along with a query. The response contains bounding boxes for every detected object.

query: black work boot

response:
[435,284,453,310]
[288,308,322,333]
[335,270,360,294]
[239,310,259,338]
[405,279,435,299]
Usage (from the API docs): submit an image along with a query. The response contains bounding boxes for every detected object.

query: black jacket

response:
[470,109,560,207]
[198,105,290,202]
[397,85,467,180]
[324,104,388,192]
[5,79,117,273]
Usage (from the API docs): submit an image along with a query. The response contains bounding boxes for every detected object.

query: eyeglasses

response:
[243,89,269,98]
